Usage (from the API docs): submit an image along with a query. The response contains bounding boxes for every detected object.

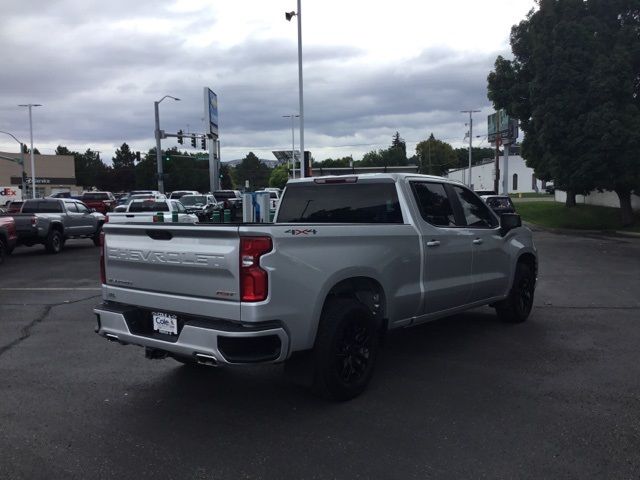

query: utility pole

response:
[461,109,480,188]
[283,114,299,178]
[18,103,42,198]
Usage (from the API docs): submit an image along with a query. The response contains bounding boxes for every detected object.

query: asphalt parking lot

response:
[1,231,639,479]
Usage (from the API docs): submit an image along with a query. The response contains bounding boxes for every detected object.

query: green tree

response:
[111,143,137,191]
[453,147,497,169]
[234,152,271,190]
[487,0,640,224]
[220,164,234,189]
[75,149,108,189]
[313,156,352,168]
[415,134,457,175]
[269,165,289,189]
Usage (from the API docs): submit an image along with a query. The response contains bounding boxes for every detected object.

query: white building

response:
[446,153,547,194]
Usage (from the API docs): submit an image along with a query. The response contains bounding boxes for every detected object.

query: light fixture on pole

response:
[461,109,480,188]
[282,114,299,178]
[285,1,305,177]
[154,95,180,194]
[0,130,26,193]
[18,103,42,198]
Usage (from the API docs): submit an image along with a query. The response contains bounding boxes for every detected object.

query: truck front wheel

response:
[312,298,380,401]
[495,262,535,323]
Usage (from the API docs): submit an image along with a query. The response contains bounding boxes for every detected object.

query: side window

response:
[410,182,456,227]
[76,203,90,214]
[66,203,78,213]
[174,201,186,213]
[452,186,498,228]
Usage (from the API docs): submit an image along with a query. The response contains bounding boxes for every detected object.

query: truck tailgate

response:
[103,223,241,303]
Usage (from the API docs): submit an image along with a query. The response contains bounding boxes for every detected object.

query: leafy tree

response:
[487,0,640,224]
[111,143,137,191]
[453,147,497,169]
[55,145,75,156]
[233,152,271,190]
[313,156,352,168]
[269,165,289,189]
[360,150,385,167]
[391,131,407,159]
[415,134,457,175]
[220,164,234,189]
[360,132,409,168]
[75,149,108,189]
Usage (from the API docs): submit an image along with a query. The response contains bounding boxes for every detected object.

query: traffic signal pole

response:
[154,101,165,194]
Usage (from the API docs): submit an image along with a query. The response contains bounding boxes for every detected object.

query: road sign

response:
[204,87,218,139]
[488,109,518,143]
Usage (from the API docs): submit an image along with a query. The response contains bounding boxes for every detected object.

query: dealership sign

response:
[10,176,76,185]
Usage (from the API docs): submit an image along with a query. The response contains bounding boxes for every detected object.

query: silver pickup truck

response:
[95,173,537,400]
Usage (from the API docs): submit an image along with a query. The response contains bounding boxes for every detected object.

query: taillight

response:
[240,236,272,302]
[31,216,37,227]
[99,231,106,284]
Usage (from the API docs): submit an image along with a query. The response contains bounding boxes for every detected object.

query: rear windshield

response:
[213,191,236,199]
[82,193,109,201]
[486,197,514,209]
[277,182,403,224]
[128,201,169,212]
[180,196,206,205]
[21,200,63,213]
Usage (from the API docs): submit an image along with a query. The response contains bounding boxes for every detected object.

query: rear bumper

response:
[94,302,290,365]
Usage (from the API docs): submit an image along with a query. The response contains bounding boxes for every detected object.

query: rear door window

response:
[278,182,403,223]
[128,201,169,212]
[410,182,456,227]
[22,201,63,213]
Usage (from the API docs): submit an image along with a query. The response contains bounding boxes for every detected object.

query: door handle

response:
[426,240,440,247]
[473,238,483,245]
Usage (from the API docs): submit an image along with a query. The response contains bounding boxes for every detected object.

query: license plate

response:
[152,312,178,335]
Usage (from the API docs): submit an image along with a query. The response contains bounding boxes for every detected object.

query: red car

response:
[0,216,17,264]
[79,192,116,214]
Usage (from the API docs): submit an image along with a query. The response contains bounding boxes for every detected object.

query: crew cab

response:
[95,173,537,400]
[0,216,17,264]
[108,199,198,224]
[5,199,104,253]
[79,191,116,214]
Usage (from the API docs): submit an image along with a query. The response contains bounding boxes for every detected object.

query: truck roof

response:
[287,172,465,185]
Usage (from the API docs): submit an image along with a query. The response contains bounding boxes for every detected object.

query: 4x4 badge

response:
[284,229,317,236]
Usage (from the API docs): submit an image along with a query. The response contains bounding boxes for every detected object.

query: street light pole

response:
[283,114,299,178]
[461,109,480,188]
[18,103,42,198]
[286,2,305,177]
[154,95,180,194]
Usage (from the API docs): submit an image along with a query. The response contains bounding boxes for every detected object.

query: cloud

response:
[0,0,519,164]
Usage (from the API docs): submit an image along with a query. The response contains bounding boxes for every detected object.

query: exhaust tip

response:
[195,353,218,367]
[105,333,119,342]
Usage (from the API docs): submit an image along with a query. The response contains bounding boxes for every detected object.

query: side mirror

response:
[90,208,96,213]
[500,213,522,236]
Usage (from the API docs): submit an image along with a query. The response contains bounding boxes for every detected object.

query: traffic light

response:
[177,129,184,145]
[201,136,206,150]
[190,134,196,148]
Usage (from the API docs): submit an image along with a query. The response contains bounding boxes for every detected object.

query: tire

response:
[92,224,103,247]
[495,262,535,323]
[312,298,380,401]
[0,238,6,265]
[45,229,64,254]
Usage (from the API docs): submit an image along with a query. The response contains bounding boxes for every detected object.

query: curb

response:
[523,221,640,239]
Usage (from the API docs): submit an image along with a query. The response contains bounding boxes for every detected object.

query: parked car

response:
[48,192,74,199]
[545,182,555,194]
[169,190,199,200]
[179,194,221,221]
[108,199,198,223]
[481,195,516,215]
[212,190,243,219]
[0,216,17,264]
[6,198,104,253]
[95,173,537,400]
[79,191,116,214]
[255,189,281,211]
[129,190,166,200]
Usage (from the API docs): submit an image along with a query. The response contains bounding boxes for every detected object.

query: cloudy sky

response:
[0,0,535,164]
